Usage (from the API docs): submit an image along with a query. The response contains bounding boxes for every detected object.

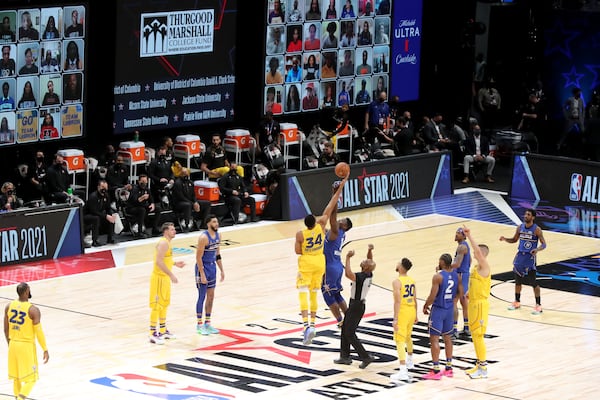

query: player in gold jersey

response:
[390,258,417,382]
[463,225,491,379]
[4,282,49,400]
[295,175,348,345]
[149,222,185,344]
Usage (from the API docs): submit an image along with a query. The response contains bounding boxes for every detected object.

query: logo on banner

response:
[394,19,420,65]
[140,9,214,57]
[342,167,410,208]
[570,173,582,201]
[568,173,600,204]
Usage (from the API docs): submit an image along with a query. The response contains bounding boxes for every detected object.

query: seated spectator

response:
[171,168,211,232]
[147,145,175,201]
[0,182,23,211]
[422,113,463,165]
[105,155,131,203]
[83,179,116,246]
[201,133,244,180]
[255,111,281,164]
[45,153,71,204]
[218,162,257,223]
[462,125,495,184]
[318,141,341,167]
[126,174,163,238]
[391,116,415,156]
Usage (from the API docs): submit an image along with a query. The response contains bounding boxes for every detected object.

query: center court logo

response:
[570,173,582,201]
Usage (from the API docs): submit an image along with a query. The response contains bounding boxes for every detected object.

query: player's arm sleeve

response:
[34,323,48,351]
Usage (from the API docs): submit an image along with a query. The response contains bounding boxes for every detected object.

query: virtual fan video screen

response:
[113,0,237,135]
[263,0,393,115]
[0,4,86,147]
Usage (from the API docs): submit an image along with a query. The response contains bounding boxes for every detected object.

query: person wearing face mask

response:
[462,125,495,184]
[105,155,131,204]
[171,168,212,232]
[363,90,390,148]
[148,145,175,202]
[0,182,22,211]
[218,162,258,224]
[24,151,48,203]
[83,179,116,246]
[126,174,163,238]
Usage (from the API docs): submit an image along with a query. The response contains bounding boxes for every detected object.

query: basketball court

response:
[0,187,598,400]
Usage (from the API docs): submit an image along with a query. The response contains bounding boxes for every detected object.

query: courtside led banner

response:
[0,204,84,266]
[511,154,600,207]
[281,152,452,220]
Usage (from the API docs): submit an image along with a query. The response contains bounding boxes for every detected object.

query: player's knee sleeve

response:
[394,333,407,361]
[299,290,309,311]
[196,286,207,314]
[13,379,20,397]
[406,336,414,353]
[310,289,318,312]
[20,380,36,398]
[472,331,486,361]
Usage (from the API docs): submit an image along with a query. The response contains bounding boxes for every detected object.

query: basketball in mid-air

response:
[335,162,350,178]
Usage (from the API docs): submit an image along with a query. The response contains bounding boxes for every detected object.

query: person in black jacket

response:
[147,145,174,201]
[218,162,257,223]
[126,174,162,237]
[84,179,116,246]
[171,168,211,232]
[45,153,70,204]
[461,125,496,184]
[105,155,131,203]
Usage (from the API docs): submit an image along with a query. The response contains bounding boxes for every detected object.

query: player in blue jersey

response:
[195,215,224,335]
[500,208,547,315]
[422,253,462,380]
[450,227,471,338]
[321,193,353,329]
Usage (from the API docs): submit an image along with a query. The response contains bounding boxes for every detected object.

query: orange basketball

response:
[335,162,350,178]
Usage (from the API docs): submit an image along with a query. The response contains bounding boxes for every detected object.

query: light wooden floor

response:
[0,203,599,400]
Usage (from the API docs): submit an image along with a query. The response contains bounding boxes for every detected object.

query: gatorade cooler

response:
[245,193,267,215]
[57,149,85,171]
[119,141,146,163]
[194,181,220,202]
[175,134,201,156]
[280,123,299,142]
[224,129,251,151]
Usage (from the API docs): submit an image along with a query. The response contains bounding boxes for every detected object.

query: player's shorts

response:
[514,268,538,287]
[394,307,417,342]
[323,262,344,291]
[428,305,454,336]
[149,272,171,309]
[468,300,489,334]
[196,262,217,289]
[8,340,39,381]
[297,256,326,291]
[513,251,536,276]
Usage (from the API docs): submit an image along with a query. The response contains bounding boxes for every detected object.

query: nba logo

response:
[570,173,582,201]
